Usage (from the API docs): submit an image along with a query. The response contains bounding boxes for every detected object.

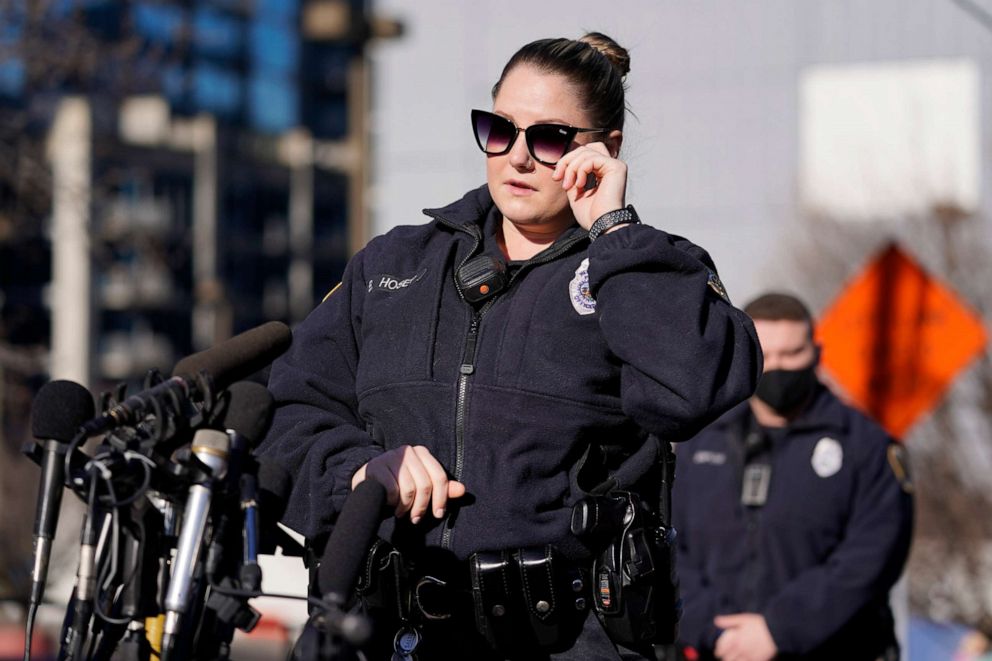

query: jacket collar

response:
[711,383,850,437]
[422,184,494,231]
[422,184,587,256]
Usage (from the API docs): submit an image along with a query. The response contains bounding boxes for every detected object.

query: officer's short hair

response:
[744,292,814,338]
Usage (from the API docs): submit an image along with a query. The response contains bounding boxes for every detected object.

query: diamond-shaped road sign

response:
[816,243,987,439]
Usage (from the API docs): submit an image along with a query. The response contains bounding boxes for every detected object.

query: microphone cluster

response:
[20,321,327,661]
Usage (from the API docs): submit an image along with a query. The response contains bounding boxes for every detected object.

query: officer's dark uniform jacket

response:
[673,384,914,660]
[259,185,761,564]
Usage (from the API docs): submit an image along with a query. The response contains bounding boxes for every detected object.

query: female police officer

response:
[259,32,762,660]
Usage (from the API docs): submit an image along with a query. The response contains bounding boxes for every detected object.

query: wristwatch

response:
[588,205,640,241]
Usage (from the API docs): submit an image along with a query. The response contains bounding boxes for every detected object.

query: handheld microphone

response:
[81,321,291,436]
[302,480,386,655]
[162,429,231,659]
[25,380,95,660]
[209,381,274,588]
[254,459,304,556]
[317,480,388,605]
[28,380,95,606]
[215,381,274,473]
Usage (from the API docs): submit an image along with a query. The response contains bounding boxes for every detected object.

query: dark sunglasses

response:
[471,109,608,166]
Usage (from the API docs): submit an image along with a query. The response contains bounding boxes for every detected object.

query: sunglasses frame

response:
[471,109,609,166]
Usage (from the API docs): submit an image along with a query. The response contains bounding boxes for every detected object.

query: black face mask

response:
[755,365,818,414]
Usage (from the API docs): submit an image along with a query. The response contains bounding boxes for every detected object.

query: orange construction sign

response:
[816,243,987,439]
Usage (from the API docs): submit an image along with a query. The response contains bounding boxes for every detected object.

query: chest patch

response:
[811,437,843,478]
[569,258,597,315]
[368,268,427,293]
[692,450,727,465]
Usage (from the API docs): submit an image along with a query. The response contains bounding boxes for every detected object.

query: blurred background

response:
[1,0,991,659]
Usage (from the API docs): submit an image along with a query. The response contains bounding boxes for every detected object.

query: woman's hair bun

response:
[579,32,630,78]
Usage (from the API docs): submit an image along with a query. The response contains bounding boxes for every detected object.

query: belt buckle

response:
[414,575,454,621]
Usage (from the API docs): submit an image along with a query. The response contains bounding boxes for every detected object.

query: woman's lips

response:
[505,180,537,195]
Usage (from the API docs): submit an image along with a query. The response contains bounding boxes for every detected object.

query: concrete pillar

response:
[286,130,315,323]
[191,115,223,349]
[46,97,93,387]
[347,54,371,255]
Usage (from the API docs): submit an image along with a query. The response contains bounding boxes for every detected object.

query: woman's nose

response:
[507,132,533,170]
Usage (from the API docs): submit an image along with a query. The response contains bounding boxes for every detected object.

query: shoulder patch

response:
[706,270,730,303]
[569,258,597,315]
[322,282,342,303]
[887,444,914,493]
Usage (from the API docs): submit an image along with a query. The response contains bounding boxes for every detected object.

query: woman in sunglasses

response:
[261,32,761,660]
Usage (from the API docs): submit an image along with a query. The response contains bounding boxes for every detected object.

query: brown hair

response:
[491,32,630,131]
[744,292,815,336]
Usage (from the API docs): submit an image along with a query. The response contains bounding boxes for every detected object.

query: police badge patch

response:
[887,444,914,493]
[811,437,843,478]
[569,258,597,315]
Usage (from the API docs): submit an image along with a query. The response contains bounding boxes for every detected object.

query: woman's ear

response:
[606,130,623,158]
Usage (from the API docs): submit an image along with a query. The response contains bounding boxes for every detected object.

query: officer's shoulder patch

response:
[887,444,913,493]
[322,282,342,303]
[706,269,730,303]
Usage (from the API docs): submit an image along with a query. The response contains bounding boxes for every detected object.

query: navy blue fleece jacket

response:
[258,185,762,561]
[673,386,914,659]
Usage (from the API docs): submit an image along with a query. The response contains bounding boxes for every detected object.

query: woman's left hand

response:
[552,142,628,230]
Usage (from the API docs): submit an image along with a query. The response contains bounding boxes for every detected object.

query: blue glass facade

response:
[0,0,371,367]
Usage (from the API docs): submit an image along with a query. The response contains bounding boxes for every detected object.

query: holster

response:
[575,490,681,646]
[354,538,411,623]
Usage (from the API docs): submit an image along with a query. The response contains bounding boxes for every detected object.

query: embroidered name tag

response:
[692,450,727,465]
[368,268,427,293]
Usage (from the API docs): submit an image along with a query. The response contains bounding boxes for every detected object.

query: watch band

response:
[588,205,640,241]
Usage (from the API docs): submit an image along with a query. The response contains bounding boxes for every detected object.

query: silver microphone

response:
[162,429,230,654]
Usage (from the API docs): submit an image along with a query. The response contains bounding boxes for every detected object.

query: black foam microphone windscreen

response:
[217,382,275,447]
[31,380,96,442]
[317,480,388,603]
[172,321,291,390]
[80,322,291,438]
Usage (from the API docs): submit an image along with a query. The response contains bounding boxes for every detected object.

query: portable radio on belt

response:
[456,254,508,304]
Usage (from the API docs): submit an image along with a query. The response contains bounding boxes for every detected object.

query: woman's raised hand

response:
[552,140,628,231]
[351,445,466,523]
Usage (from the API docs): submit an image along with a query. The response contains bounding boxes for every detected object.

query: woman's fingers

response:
[412,445,452,519]
[554,142,613,190]
[398,448,434,522]
[354,445,466,522]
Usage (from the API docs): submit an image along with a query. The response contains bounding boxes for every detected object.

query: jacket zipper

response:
[441,311,483,549]
[427,211,587,550]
